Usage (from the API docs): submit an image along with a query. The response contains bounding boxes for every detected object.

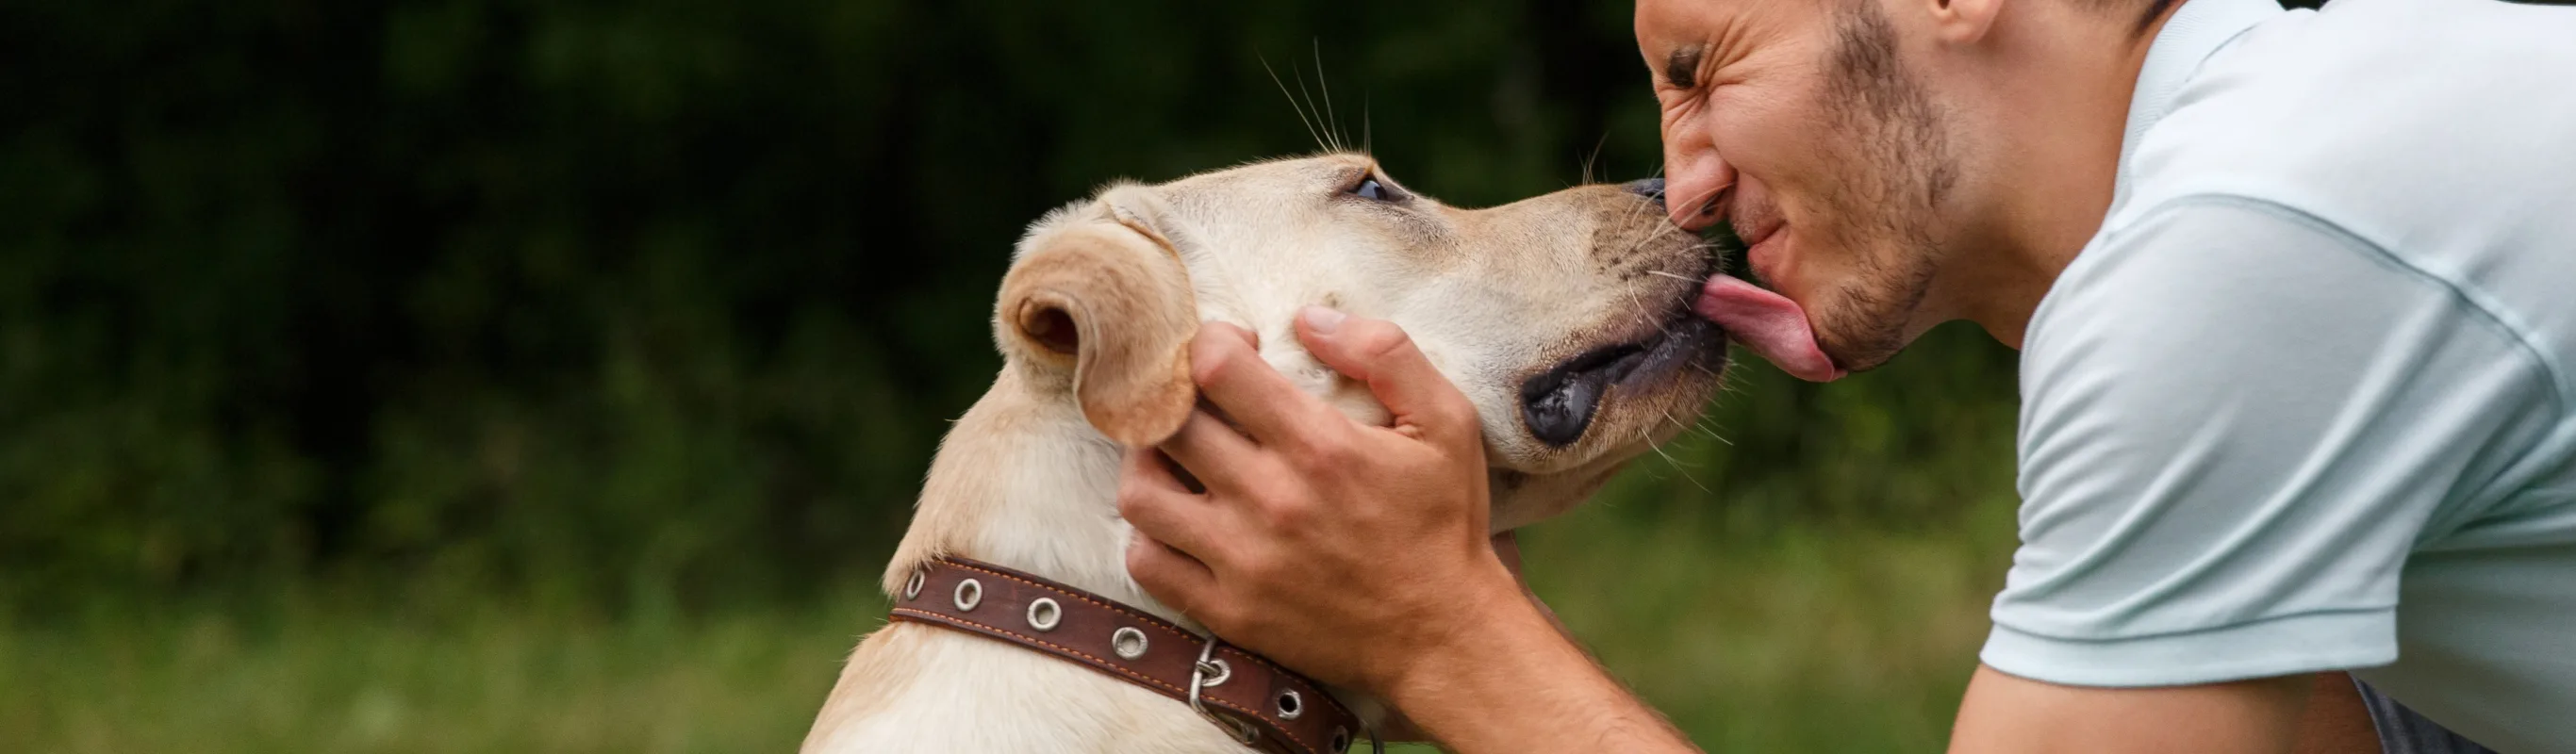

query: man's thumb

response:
[1295,306,1476,439]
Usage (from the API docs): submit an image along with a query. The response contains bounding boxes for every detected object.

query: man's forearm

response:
[1382,579,1698,753]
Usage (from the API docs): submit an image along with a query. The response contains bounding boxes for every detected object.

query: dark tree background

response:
[0,0,1693,609]
[0,3,2350,750]
[16,0,2337,613]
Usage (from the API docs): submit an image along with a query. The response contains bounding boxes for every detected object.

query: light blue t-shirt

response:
[1982,0,2576,749]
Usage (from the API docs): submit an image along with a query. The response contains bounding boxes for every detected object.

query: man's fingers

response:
[1190,320,1336,446]
[1294,306,1478,444]
[1124,532,1219,617]
[1116,448,1235,562]
[1119,443,1192,493]
[1158,409,1259,494]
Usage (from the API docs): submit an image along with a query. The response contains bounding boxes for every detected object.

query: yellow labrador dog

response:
[802,154,1726,753]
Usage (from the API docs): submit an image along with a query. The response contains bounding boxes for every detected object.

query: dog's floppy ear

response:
[997,193,1199,447]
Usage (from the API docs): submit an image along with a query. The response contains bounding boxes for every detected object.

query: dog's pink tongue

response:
[1696,275,1845,382]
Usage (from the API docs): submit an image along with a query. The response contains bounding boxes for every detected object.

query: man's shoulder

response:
[2094,0,2576,385]
[2024,192,2562,432]
[2121,0,2576,237]
[2027,198,2386,372]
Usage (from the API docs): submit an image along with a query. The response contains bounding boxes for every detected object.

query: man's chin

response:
[1807,299,1929,375]
[1814,336,1892,375]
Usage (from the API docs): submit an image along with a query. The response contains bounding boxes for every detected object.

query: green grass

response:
[1513,496,2020,752]
[0,589,885,753]
[0,498,2016,753]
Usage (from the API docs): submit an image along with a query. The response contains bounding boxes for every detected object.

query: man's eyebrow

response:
[1664,44,1707,89]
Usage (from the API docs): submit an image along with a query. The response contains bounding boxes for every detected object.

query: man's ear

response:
[996,196,1199,447]
[1930,0,2003,44]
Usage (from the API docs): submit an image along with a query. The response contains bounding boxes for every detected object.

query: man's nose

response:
[1624,178,1667,212]
[1661,145,1737,232]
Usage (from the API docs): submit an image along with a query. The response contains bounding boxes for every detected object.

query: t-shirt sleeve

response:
[1986,197,2559,687]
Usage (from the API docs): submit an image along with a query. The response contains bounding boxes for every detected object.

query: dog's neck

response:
[882,367,1196,628]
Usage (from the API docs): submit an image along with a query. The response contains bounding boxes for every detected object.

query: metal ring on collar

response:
[1196,657,1231,687]
[952,578,982,611]
[902,570,925,600]
[1189,639,1256,746]
[1025,597,1061,631]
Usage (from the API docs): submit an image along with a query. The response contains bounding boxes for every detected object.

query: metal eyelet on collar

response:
[889,557,1379,754]
[1026,598,1061,631]
[1112,627,1148,659]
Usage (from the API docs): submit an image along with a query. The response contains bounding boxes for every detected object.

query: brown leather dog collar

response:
[890,556,1367,754]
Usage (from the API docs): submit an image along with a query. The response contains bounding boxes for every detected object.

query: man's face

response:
[1639,0,1961,371]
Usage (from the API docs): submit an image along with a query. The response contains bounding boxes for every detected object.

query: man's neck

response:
[1950,2,2187,348]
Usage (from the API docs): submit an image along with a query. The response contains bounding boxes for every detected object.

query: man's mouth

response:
[1695,272,1843,383]
[1695,200,1842,383]
[1735,215,1784,252]
[1730,200,1788,272]
[1518,315,1726,448]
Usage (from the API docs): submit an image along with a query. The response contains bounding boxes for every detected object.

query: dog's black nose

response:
[1624,178,1666,210]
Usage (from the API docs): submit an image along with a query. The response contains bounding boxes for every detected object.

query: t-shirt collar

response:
[2116,0,2284,201]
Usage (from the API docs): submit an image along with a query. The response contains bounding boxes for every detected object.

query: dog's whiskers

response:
[1261,57,1330,154]
[1288,45,1341,153]
[1612,209,1690,279]
[1640,420,1712,492]
[1611,220,1694,332]
[1579,131,1611,187]
[1312,40,1346,153]
[1607,161,1672,242]
[1686,414,1731,443]
[1619,283,1671,340]
[1653,405,1697,444]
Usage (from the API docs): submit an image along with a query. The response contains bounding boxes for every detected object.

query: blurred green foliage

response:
[0,509,2023,752]
[5,0,2029,607]
[0,0,2089,749]
[0,0,2023,610]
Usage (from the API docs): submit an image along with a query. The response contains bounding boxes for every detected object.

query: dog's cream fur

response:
[801,155,1723,753]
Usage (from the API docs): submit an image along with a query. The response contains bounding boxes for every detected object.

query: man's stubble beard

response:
[1805,0,1958,372]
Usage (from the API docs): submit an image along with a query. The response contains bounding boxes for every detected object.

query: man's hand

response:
[1118,307,1697,752]
[1117,306,1514,694]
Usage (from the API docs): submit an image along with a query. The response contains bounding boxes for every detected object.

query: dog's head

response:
[994,154,1725,531]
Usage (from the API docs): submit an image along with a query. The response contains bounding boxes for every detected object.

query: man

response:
[1117,0,2576,749]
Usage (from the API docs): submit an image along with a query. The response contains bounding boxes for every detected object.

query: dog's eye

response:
[1349,175,1406,203]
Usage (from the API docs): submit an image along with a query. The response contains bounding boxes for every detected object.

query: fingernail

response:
[1300,305,1346,335]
